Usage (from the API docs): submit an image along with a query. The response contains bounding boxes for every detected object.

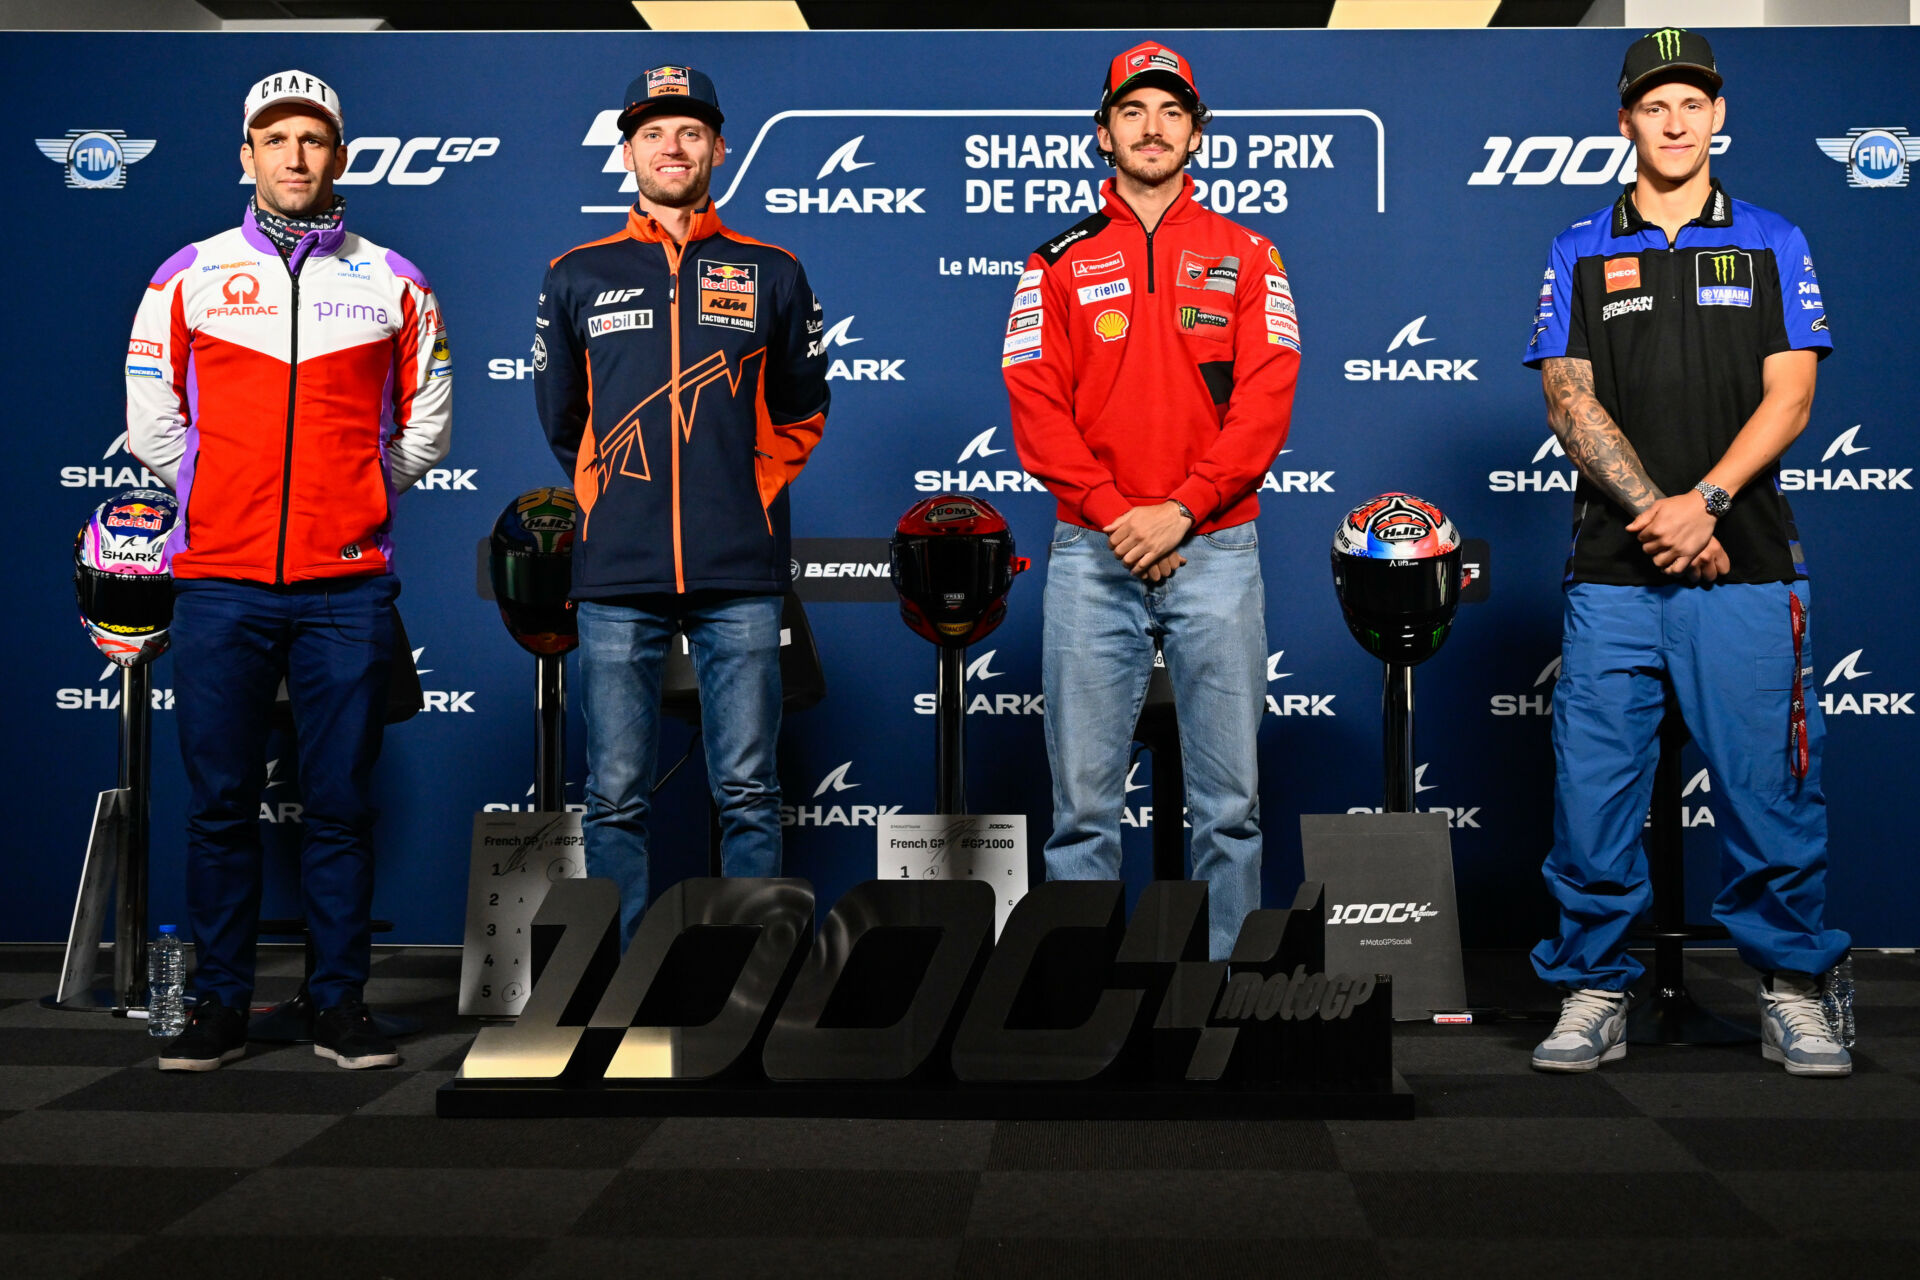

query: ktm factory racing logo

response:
[698,260,757,332]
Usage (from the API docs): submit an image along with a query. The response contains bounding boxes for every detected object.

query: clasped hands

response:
[1104,501,1194,582]
[1627,490,1730,583]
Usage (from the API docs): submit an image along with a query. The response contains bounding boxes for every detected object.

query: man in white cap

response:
[126,71,452,1071]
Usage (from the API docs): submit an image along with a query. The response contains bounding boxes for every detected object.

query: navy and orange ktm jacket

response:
[535,202,828,598]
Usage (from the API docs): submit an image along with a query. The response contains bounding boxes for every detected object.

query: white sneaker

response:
[1759,971,1852,1077]
[1532,988,1630,1072]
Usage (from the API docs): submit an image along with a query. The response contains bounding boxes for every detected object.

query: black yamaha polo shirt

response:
[1524,180,1832,586]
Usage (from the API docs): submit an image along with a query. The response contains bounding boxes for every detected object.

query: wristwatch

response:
[1171,499,1195,523]
[1693,481,1731,517]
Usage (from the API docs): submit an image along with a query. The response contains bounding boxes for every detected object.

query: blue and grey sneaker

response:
[1759,971,1852,1077]
[1531,988,1630,1072]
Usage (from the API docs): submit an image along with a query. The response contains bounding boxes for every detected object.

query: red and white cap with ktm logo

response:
[1100,41,1198,112]
[243,70,343,137]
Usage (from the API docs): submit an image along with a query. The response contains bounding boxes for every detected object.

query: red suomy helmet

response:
[890,495,1028,648]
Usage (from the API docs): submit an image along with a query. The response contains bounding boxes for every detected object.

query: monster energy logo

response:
[1652,28,1684,59]
[1179,306,1198,329]
[1710,252,1737,282]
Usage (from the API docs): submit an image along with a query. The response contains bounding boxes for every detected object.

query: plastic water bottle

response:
[147,925,186,1038]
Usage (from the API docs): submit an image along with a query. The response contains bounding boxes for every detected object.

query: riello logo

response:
[913,427,1044,494]
[912,650,1044,716]
[61,431,164,489]
[55,661,174,711]
[781,761,905,828]
[1346,763,1481,828]
[1489,435,1578,493]
[1819,648,1914,716]
[1265,650,1335,717]
[1777,425,1911,492]
[1489,655,1560,716]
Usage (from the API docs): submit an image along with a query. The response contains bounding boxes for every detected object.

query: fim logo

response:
[913,650,1044,716]
[818,316,904,382]
[1816,127,1920,189]
[1347,763,1481,828]
[1265,650,1335,717]
[56,661,175,712]
[1490,655,1559,716]
[1820,649,1913,716]
[915,427,1044,494]
[1489,435,1576,493]
[1643,768,1716,830]
[1779,425,1910,493]
[1344,315,1478,382]
[36,129,155,189]
[61,431,164,490]
[781,761,904,827]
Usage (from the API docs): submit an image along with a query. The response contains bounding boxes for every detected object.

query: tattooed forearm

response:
[1540,357,1663,516]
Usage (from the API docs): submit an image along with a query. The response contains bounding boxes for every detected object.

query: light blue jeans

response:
[1041,518,1268,960]
[577,593,785,944]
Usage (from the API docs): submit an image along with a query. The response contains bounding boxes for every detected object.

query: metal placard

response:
[1300,812,1467,1019]
[459,811,586,1016]
[878,813,1029,937]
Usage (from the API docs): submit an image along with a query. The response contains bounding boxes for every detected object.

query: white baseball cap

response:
[243,69,343,138]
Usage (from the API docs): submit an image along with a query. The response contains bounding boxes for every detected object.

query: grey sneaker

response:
[1531,988,1630,1072]
[1759,971,1852,1077]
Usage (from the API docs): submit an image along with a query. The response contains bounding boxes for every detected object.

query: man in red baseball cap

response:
[1004,40,1300,961]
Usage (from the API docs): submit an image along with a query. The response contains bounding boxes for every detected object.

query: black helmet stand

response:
[1383,662,1415,814]
[45,663,152,1015]
[935,646,967,816]
[536,652,568,812]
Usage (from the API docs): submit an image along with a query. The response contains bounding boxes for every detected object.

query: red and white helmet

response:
[889,496,1028,648]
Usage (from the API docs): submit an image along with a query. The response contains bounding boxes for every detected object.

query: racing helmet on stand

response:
[1330,492,1465,666]
[489,487,580,656]
[890,495,1028,648]
[74,488,179,667]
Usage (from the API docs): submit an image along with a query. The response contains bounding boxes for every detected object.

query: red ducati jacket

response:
[1002,175,1299,533]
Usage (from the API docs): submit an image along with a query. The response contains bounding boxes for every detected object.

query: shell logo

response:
[1267,246,1285,274]
[1093,309,1128,342]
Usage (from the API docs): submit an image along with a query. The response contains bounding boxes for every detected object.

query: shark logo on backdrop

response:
[815,315,905,382]
[1264,650,1335,717]
[765,137,926,214]
[1347,762,1481,828]
[61,431,164,489]
[259,757,305,825]
[915,426,1044,494]
[782,761,903,827]
[1345,317,1477,382]
[1820,648,1914,716]
[411,647,476,713]
[1260,446,1335,495]
[1489,435,1577,493]
[1778,425,1911,493]
[55,662,174,712]
[1490,655,1560,717]
[913,650,1043,716]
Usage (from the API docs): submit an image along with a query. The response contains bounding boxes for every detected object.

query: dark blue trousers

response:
[170,575,398,1010]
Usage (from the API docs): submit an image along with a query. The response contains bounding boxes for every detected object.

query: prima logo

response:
[36,129,155,189]
[913,650,1044,716]
[1347,763,1480,828]
[1468,133,1729,187]
[765,137,926,215]
[1489,654,1560,716]
[1345,317,1477,382]
[782,760,904,827]
[1489,434,1577,493]
[816,315,904,382]
[55,661,174,712]
[1820,647,1914,716]
[1816,127,1919,189]
[1265,650,1335,717]
[914,426,1044,494]
[1779,425,1911,493]
[412,646,476,712]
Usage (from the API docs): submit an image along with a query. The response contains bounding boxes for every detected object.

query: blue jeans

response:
[1532,582,1851,990]
[1041,519,1267,961]
[577,592,785,943]
[170,575,399,1011]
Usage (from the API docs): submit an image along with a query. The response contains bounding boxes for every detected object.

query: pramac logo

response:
[208,272,277,318]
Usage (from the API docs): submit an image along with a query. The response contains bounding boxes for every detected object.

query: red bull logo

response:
[105,502,165,531]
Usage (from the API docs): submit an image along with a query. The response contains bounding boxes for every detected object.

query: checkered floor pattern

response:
[2,944,1916,1279]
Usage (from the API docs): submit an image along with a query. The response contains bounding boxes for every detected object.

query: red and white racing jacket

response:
[126,207,451,583]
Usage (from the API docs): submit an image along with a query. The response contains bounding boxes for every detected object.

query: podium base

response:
[1627,985,1756,1046]
[38,990,127,1015]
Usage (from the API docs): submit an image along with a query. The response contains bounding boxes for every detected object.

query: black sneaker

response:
[157,996,249,1072]
[312,1001,402,1069]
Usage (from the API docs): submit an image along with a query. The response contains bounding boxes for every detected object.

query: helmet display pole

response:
[1383,662,1415,814]
[535,653,567,812]
[935,646,967,816]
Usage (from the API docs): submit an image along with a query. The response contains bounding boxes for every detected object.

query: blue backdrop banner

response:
[5,27,1915,949]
